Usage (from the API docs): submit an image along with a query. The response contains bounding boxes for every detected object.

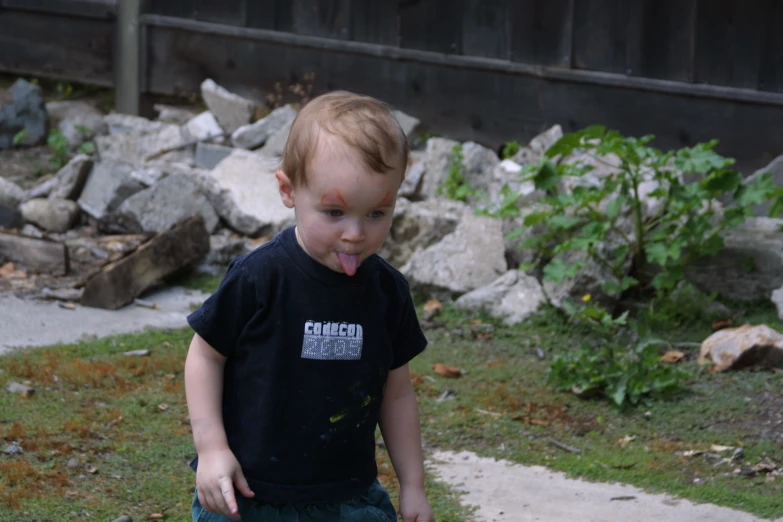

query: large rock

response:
[96,119,190,166]
[392,110,421,139]
[77,161,145,219]
[773,286,783,321]
[402,214,507,298]
[201,79,256,134]
[486,159,542,212]
[419,137,460,199]
[46,100,106,149]
[0,176,25,207]
[698,324,783,372]
[687,217,783,302]
[116,173,219,234]
[182,111,224,142]
[231,105,297,150]
[510,125,563,165]
[20,198,80,233]
[0,79,49,149]
[195,142,234,170]
[154,103,199,124]
[25,154,93,201]
[379,197,468,268]
[258,117,294,158]
[461,141,499,202]
[197,149,294,237]
[455,270,546,325]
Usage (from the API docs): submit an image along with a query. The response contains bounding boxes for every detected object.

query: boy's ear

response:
[276,170,295,208]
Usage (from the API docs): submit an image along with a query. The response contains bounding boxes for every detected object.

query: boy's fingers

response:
[219,477,240,518]
[234,471,255,498]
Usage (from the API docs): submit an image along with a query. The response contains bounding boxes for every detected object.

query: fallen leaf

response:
[660,351,685,364]
[0,262,14,277]
[433,362,462,378]
[106,416,124,429]
[711,318,733,331]
[423,299,442,321]
[618,435,637,449]
[752,458,777,473]
[147,514,165,520]
[158,403,169,412]
[85,464,98,474]
[711,445,734,452]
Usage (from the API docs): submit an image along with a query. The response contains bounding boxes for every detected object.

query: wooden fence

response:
[1,0,782,172]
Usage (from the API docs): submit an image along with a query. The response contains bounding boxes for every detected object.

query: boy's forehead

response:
[319,187,396,207]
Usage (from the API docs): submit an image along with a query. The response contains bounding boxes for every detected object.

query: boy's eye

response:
[369,210,386,219]
[327,210,344,218]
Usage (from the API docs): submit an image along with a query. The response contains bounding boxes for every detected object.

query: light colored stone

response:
[195,142,234,170]
[455,270,546,325]
[129,167,166,187]
[96,122,191,166]
[486,159,542,212]
[154,103,199,124]
[6,381,34,396]
[393,109,421,139]
[773,287,783,322]
[687,217,783,302]
[104,113,168,135]
[116,173,219,234]
[511,124,563,165]
[0,176,25,207]
[182,111,224,142]
[201,79,256,133]
[420,137,460,199]
[402,214,507,297]
[38,154,93,201]
[698,324,783,372]
[461,141,500,201]
[20,198,80,233]
[46,100,106,149]
[231,105,297,150]
[20,223,44,238]
[379,197,468,268]
[543,246,623,310]
[198,149,295,237]
[399,160,426,199]
[77,161,145,219]
[258,117,294,158]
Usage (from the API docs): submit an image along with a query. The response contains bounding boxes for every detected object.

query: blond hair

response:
[280,91,409,187]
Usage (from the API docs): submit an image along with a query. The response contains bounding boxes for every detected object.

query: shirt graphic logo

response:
[302,321,364,361]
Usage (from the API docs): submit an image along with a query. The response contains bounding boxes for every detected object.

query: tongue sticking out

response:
[337,253,360,276]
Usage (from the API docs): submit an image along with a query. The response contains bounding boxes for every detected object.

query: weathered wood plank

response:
[461,0,510,59]
[143,23,783,175]
[572,0,628,74]
[0,231,69,275]
[0,10,114,86]
[625,0,697,82]
[350,0,398,45]
[143,0,195,18]
[194,0,246,26]
[758,1,783,93]
[80,215,209,310]
[693,0,769,89]
[0,0,116,19]
[399,0,463,54]
[509,0,574,67]
[291,0,352,40]
[246,0,292,31]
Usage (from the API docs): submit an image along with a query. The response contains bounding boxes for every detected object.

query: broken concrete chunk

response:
[182,111,224,142]
[78,161,145,219]
[699,324,783,372]
[510,124,563,165]
[154,103,199,124]
[231,105,297,150]
[455,270,546,325]
[19,198,81,233]
[393,109,421,139]
[258,117,294,158]
[195,142,234,170]
[420,137,460,199]
[201,79,256,134]
[6,381,35,397]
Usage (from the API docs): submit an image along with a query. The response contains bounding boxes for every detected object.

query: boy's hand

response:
[399,485,434,522]
[196,448,255,520]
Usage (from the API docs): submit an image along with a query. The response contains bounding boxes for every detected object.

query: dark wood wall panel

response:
[246,0,292,31]
[399,0,463,54]
[350,0,398,45]
[693,0,769,89]
[624,0,697,82]
[143,0,195,17]
[572,0,628,74]
[461,0,511,59]
[194,0,246,26]
[758,1,783,93]
[509,0,574,68]
[290,0,352,40]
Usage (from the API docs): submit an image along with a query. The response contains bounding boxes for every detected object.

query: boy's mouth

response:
[336,252,361,276]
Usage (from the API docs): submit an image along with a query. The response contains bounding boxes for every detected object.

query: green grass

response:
[1,292,781,520]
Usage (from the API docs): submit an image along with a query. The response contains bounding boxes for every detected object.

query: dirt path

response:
[428,450,783,522]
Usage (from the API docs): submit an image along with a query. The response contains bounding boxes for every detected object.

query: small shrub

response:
[439,143,473,202]
[501,140,521,160]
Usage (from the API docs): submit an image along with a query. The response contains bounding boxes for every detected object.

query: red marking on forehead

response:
[320,189,346,206]
[377,191,395,207]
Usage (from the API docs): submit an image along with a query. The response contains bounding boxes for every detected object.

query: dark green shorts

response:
[191,480,397,522]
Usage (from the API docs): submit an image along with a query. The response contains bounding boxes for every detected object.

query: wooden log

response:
[80,215,209,310]
[0,231,69,275]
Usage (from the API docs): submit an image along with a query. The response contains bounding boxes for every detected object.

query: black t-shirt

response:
[187,227,427,504]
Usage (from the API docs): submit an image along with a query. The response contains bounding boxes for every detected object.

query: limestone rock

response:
[687,217,783,302]
[380,197,468,268]
[258,117,294,158]
[154,103,199,124]
[46,100,106,149]
[455,270,546,325]
[24,154,93,201]
[400,159,426,199]
[20,198,81,233]
[231,105,297,150]
[197,149,294,237]
[402,214,507,297]
[543,247,623,310]
[195,142,234,170]
[77,161,145,219]
[182,111,224,142]
[116,173,219,234]
[487,159,542,212]
[129,166,166,187]
[698,324,783,372]
[0,176,25,207]
[201,79,256,133]
[773,286,783,321]
[0,79,49,149]
[393,109,421,139]
[96,122,191,166]
[420,137,460,199]
[510,125,563,165]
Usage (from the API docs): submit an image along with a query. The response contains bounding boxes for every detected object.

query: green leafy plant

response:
[12,129,27,147]
[501,140,521,160]
[47,129,70,170]
[439,143,473,202]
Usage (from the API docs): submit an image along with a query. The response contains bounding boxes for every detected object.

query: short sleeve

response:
[187,262,261,357]
[390,294,428,370]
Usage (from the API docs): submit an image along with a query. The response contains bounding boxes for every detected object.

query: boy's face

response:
[276,135,402,276]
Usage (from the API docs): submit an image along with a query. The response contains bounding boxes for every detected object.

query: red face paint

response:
[376,191,395,207]
[320,189,347,206]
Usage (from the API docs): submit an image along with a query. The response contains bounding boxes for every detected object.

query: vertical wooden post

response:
[116,0,141,115]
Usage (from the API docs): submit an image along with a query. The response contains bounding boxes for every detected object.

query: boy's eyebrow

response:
[376,191,395,207]
[320,189,346,206]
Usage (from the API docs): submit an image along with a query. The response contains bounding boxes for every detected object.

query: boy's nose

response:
[342,220,364,243]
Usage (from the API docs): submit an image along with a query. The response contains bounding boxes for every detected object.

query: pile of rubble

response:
[1,77,783,337]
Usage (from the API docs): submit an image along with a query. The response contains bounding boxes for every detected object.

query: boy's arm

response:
[184,334,254,520]
[379,363,433,522]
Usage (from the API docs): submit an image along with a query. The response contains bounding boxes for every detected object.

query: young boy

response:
[184,91,433,522]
